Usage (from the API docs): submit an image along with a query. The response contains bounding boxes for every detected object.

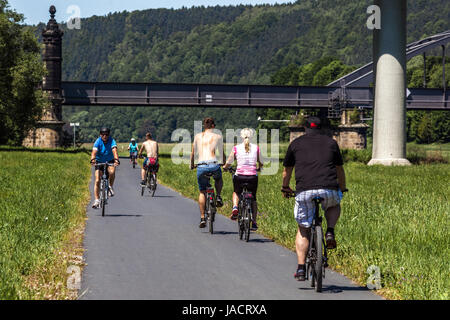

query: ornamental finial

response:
[49,5,56,19]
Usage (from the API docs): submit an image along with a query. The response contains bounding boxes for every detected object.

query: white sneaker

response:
[108,186,115,197]
[92,199,100,209]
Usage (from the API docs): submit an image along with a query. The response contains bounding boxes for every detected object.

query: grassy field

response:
[4,142,447,300]
[0,148,91,299]
[155,144,449,300]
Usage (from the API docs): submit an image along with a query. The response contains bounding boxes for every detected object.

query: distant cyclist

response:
[281,116,347,281]
[190,117,225,228]
[138,132,159,186]
[128,138,139,164]
[223,128,263,230]
[90,127,120,209]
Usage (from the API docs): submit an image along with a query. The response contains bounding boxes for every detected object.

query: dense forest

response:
[27,0,449,143]
[0,0,47,145]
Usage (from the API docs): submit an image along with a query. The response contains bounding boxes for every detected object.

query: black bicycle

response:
[95,162,115,217]
[283,191,328,292]
[306,196,328,292]
[130,152,137,169]
[203,171,217,234]
[284,189,348,292]
[227,167,254,242]
[194,164,218,234]
[141,162,157,197]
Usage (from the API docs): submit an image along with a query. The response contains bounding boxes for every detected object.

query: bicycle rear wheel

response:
[151,173,157,197]
[314,226,323,292]
[208,199,215,234]
[204,196,213,234]
[307,230,315,287]
[238,203,244,240]
[245,203,252,242]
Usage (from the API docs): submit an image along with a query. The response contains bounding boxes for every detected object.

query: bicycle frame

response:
[96,162,114,217]
[227,167,254,242]
[306,197,328,292]
[142,165,157,197]
[239,185,253,242]
[204,175,216,234]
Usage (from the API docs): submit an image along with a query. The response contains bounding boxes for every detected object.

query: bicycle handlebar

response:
[91,161,118,168]
[224,166,262,174]
[281,189,296,198]
[281,188,349,199]
[191,162,225,170]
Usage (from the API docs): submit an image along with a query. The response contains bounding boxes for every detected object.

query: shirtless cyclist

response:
[138,132,159,186]
[190,117,225,228]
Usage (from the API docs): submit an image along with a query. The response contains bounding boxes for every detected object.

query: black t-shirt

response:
[283,132,344,192]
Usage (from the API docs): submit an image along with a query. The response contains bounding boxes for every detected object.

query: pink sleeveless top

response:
[233,143,260,176]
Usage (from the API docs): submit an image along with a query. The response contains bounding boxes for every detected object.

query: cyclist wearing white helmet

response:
[128,138,139,164]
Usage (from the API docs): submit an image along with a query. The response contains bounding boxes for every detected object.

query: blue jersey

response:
[93,137,117,163]
[129,142,138,153]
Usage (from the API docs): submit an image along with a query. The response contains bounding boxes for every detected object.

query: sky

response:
[7,0,294,25]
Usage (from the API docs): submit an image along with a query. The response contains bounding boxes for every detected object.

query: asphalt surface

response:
[79,161,382,300]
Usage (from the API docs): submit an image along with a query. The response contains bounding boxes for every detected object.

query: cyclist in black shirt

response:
[281,116,347,281]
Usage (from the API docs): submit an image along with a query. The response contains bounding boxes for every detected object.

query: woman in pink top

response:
[224,128,263,230]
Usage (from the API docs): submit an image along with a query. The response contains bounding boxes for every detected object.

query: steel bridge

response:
[61,82,448,111]
[61,30,450,113]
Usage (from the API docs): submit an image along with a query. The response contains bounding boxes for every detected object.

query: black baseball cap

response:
[305,116,321,129]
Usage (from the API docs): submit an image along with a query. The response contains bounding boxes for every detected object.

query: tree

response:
[0,0,47,145]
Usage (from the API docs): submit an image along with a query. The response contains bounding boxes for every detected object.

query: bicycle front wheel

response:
[101,181,107,217]
[314,226,323,292]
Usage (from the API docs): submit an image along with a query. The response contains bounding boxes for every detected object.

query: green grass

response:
[0,150,91,299]
[156,145,450,300]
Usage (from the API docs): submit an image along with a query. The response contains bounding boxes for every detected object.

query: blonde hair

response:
[240,128,254,153]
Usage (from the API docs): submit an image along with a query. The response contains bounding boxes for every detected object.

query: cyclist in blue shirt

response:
[90,127,120,209]
[128,138,139,165]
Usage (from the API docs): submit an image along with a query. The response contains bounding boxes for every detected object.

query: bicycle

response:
[283,191,328,293]
[226,167,255,242]
[141,161,157,197]
[94,162,115,217]
[194,164,217,234]
[130,152,137,169]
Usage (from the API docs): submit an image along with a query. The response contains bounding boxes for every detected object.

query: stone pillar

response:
[336,124,369,150]
[23,6,65,148]
[288,118,368,150]
[288,126,305,142]
[368,0,410,165]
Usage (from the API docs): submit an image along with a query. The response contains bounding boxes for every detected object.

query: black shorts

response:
[233,175,258,200]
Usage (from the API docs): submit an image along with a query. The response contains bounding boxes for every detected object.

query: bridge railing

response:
[61,81,448,110]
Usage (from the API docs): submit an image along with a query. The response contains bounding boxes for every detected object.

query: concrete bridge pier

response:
[368,0,411,166]
[23,6,65,148]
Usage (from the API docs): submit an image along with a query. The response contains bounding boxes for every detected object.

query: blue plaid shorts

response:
[294,189,342,228]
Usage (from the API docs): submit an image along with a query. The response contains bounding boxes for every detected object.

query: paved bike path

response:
[80,161,382,300]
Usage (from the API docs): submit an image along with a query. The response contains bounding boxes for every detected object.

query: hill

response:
[29,0,450,142]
